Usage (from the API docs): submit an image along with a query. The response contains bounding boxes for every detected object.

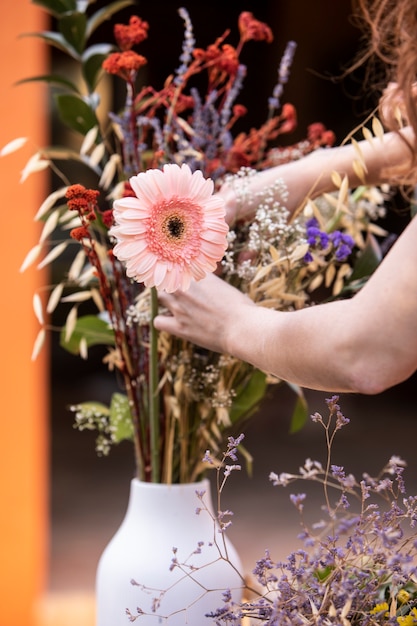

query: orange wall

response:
[0,1,49,624]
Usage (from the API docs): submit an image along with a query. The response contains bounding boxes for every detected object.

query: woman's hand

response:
[154,273,255,354]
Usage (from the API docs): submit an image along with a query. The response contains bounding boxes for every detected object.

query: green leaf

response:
[315,565,334,582]
[230,369,268,423]
[82,43,114,91]
[60,315,115,355]
[15,74,80,93]
[348,233,382,283]
[59,12,87,55]
[55,93,99,135]
[287,384,309,433]
[109,393,134,443]
[32,0,77,16]
[23,31,80,59]
[86,0,137,39]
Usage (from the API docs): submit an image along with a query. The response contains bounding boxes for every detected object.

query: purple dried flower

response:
[335,409,350,429]
[224,464,241,478]
[209,398,417,625]
[290,493,306,512]
[202,450,213,464]
[331,465,345,479]
[310,411,322,423]
[253,550,278,585]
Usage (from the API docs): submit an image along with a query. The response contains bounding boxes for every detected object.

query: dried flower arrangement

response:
[3,0,391,484]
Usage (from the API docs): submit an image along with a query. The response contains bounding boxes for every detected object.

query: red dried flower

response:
[308,123,327,142]
[321,130,336,147]
[101,210,114,228]
[114,16,149,51]
[70,226,90,241]
[238,12,273,44]
[307,124,336,147]
[122,181,136,198]
[233,104,247,118]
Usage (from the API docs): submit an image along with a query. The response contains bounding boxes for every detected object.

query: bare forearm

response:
[223,127,415,222]
[226,217,417,393]
[225,295,415,395]
[224,299,361,393]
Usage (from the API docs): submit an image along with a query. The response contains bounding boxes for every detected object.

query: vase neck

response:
[125,478,214,518]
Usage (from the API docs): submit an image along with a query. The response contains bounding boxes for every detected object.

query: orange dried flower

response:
[193,41,240,86]
[279,103,297,134]
[66,184,99,202]
[114,16,149,51]
[66,185,100,215]
[102,51,147,81]
[238,12,273,44]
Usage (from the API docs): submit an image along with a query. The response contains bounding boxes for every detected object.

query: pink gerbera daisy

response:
[109,163,229,292]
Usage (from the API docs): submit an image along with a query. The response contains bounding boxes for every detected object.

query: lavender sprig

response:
[268,40,297,113]
[174,7,195,86]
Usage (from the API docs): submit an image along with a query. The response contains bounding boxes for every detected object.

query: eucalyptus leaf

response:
[86,0,137,39]
[31,0,77,16]
[109,393,134,443]
[59,12,87,55]
[60,314,115,355]
[55,93,99,135]
[230,369,268,424]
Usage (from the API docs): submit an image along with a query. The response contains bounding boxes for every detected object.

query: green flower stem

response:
[149,287,160,482]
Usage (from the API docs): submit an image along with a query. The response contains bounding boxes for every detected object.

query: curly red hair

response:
[352,0,417,173]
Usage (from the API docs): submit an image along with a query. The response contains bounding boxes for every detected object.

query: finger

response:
[153,313,177,333]
[157,290,171,306]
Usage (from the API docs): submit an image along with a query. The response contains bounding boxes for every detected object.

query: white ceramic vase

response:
[96,478,243,625]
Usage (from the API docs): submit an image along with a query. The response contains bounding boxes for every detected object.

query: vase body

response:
[96,478,243,625]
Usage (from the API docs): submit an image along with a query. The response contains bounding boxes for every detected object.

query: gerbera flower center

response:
[147,197,204,262]
[164,214,185,240]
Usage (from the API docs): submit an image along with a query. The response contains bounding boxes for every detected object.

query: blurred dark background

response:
[48,0,417,592]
